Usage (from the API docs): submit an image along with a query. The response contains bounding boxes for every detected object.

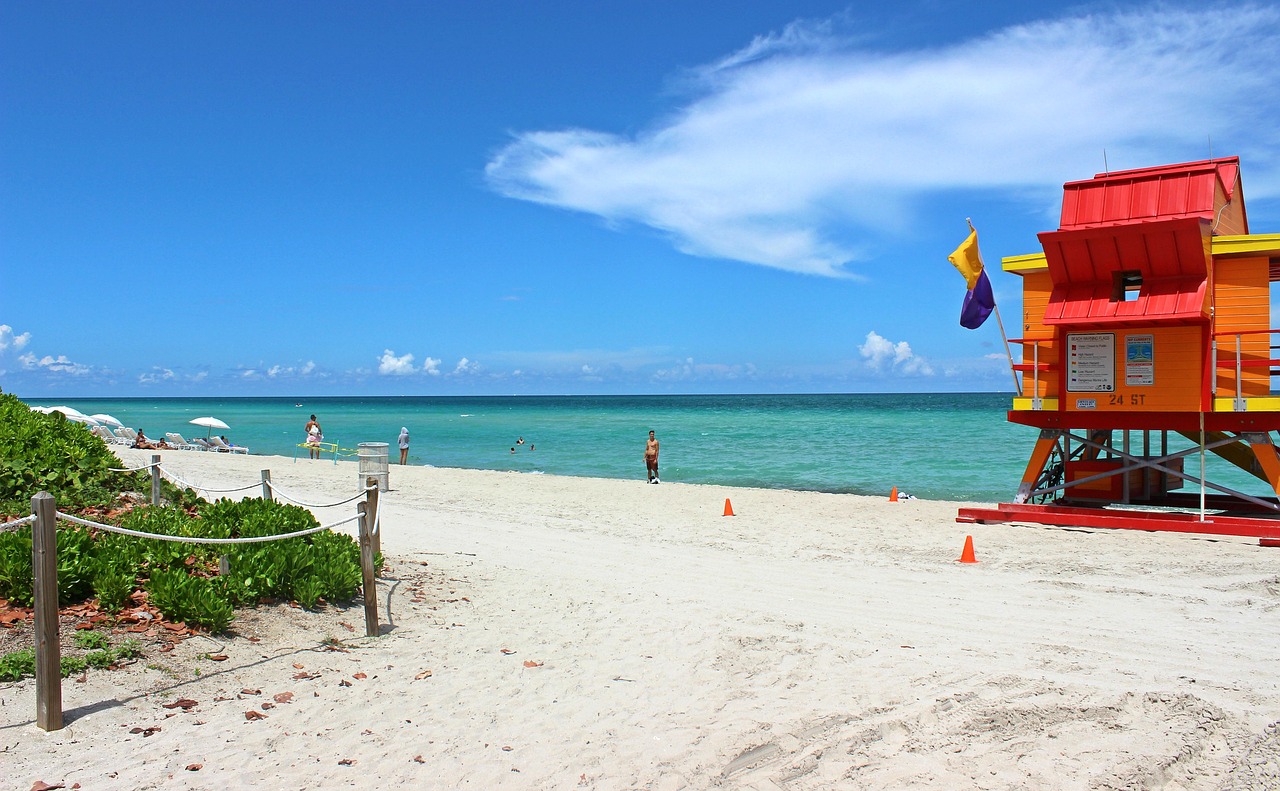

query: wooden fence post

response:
[261,469,272,501]
[357,502,378,637]
[32,491,62,731]
[150,454,161,506]
[365,476,381,558]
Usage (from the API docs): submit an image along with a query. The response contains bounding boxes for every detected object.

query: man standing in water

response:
[645,430,660,484]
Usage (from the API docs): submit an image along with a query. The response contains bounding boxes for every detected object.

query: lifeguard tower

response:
[957,157,1280,540]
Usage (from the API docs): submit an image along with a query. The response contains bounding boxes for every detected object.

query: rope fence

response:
[2,514,38,532]
[155,467,262,495]
[108,462,157,473]
[265,479,372,509]
[16,455,389,733]
[56,510,350,543]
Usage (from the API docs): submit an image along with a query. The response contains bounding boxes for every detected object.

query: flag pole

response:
[966,219,1022,397]
[992,302,1022,397]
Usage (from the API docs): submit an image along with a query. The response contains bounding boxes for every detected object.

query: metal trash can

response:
[357,442,390,492]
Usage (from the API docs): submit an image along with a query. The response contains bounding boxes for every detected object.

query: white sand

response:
[4,447,1280,789]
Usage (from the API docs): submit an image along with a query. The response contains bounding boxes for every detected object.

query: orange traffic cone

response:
[957,535,978,563]
[723,498,735,517]
[889,486,899,502]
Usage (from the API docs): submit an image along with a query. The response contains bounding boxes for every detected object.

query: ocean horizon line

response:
[23,389,1018,401]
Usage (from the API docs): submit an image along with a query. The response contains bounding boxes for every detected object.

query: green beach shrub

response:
[73,629,110,651]
[0,390,142,514]
[0,635,144,682]
[146,568,233,632]
[0,391,367,631]
[0,647,36,681]
[0,524,99,605]
[92,559,136,613]
[0,529,34,605]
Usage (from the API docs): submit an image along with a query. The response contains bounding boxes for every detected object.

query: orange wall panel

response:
[1212,256,1270,398]
[1062,325,1203,413]
[1020,271,1057,398]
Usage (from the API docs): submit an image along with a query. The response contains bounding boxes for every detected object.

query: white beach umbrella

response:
[90,413,124,427]
[189,416,230,438]
[42,405,97,424]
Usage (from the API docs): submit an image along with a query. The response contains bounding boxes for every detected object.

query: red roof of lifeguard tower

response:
[1036,157,1248,327]
[1058,156,1247,232]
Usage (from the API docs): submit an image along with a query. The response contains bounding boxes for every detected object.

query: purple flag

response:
[959,269,995,329]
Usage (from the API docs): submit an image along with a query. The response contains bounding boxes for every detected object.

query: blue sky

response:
[3,1,1279,397]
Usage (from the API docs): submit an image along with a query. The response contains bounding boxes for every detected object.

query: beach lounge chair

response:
[92,425,121,445]
[165,432,201,451]
[112,428,134,445]
[208,436,248,454]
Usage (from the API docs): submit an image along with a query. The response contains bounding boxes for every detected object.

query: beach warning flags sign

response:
[723,498,735,517]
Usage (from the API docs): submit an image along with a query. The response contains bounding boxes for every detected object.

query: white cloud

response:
[486,5,1280,276]
[379,350,440,376]
[0,325,31,352]
[300,361,316,375]
[138,368,176,384]
[378,349,417,376]
[859,331,933,375]
[19,352,91,376]
[453,357,477,375]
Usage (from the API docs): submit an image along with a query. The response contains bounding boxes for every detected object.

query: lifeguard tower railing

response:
[1212,328,1280,412]
[1004,328,1280,414]
[1000,329,1280,512]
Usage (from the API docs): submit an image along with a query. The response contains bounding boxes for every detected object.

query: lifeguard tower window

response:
[1111,270,1142,302]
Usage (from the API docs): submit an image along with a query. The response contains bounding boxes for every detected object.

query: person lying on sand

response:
[131,430,167,450]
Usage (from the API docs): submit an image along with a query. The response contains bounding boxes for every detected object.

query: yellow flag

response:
[948,226,983,290]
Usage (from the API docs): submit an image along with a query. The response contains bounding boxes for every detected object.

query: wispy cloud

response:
[486,5,1280,276]
[138,367,176,384]
[653,357,759,382]
[19,352,91,376]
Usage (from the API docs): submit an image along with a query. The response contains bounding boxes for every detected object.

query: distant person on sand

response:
[645,430,660,484]
[305,414,323,459]
[398,427,410,465]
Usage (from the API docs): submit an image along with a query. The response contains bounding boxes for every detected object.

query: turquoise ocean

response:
[24,393,1269,504]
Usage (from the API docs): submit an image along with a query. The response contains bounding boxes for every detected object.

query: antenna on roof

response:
[1103,148,1109,174]
[1208,134,1213,160]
